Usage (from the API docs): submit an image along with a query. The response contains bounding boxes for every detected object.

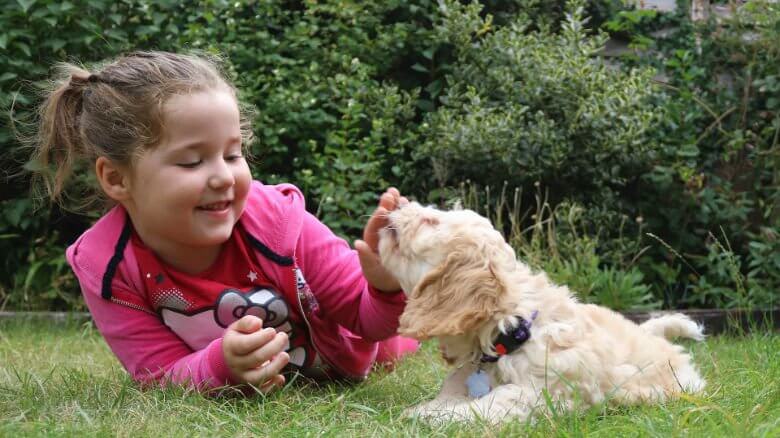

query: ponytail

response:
[32,65,92,203]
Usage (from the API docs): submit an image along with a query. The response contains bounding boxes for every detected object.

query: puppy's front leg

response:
[405,364,475,421]
[457,383,540,423]
[415,383,541,424]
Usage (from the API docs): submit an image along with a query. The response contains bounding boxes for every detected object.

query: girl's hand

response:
[222,315,289,393]
[355,187,409,292]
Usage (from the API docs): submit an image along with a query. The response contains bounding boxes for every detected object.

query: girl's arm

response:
[296,210,406,342]
[82,289,237,391]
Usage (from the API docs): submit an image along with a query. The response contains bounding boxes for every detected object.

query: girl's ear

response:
[95,156,131,201]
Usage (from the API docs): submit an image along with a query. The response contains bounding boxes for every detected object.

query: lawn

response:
[1,319,778,437]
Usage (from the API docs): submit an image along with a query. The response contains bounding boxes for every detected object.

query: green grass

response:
[1,319,778,437]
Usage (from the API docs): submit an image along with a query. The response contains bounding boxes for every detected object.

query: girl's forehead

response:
[158,90,241,148]
[163,89,237,117]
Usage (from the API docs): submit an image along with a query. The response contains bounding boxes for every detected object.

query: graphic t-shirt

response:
[130,225,320,371]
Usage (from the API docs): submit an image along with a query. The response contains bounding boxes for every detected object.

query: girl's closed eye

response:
[177,159,203,168]
[225,153,243,162]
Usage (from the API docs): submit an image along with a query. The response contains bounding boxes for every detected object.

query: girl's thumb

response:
[354,240,377,267]
[235,315,262,333]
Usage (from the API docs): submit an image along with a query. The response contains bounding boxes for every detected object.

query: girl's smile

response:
[197,200,233,213]
[117,89,252,274]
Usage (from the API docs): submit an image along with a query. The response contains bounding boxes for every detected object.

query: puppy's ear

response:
[398,246,507,339]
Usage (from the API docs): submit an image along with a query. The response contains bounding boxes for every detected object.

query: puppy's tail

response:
[640,313,705,341]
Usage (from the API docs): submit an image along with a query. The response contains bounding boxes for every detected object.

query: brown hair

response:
[30,51,253,209]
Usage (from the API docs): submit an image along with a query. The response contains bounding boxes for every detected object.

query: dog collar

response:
[467,311,539,398]
[480,310,538,363]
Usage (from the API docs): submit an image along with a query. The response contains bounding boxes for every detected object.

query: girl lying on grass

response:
[30,50,417,394]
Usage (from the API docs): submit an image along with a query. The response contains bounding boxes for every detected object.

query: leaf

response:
[0,34,7,50]
[16,0,35,13]
[23,261,44,291]
[135,25,161,37]
[12,41,31,57]
[425,79,443,96]
[46,39,66,51]
[345,403,378,414]
[416,99,434,112]
[410,63,428,73]
[5,199,29,227]
[103,29,127,42]
[86,0,106,10]
[677,144,700,158]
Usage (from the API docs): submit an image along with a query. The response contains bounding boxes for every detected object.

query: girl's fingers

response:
[234,315,263,334]
[363,188,404,251]
[362,207,388,250]
[235,331,289,370]
[259,374,286,394]
[356,239,400,291]
[379,191,395,208]
[387,187,401,202]
[229,327,277,356]
[355,239,380,275]
[242,351,290,386]
[380,188,402,211]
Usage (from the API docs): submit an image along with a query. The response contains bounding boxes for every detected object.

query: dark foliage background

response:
[1,0,778,311]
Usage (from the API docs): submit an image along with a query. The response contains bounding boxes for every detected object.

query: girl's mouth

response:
[197,201,231,211]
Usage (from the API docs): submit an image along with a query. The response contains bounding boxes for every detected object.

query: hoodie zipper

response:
[110,297,155,314]
[290,262,364,380]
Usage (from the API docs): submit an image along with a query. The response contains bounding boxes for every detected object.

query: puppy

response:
[379,202,705,424]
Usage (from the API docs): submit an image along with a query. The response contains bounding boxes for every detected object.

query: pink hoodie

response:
[67,181,415,389]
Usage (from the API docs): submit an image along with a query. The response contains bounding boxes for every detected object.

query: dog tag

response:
[466,369,491,398]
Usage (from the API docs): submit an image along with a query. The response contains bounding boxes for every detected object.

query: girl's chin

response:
[192,223,234,244]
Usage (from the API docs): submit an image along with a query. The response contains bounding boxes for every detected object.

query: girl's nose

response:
[208,159,235,190]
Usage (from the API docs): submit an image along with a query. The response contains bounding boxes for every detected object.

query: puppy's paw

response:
[404,400,469,424]
[402,404,423,419]
[403,401,440,420]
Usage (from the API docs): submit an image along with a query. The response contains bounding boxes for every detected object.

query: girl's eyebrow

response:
[168,137,242,152]
[165,140,206,153]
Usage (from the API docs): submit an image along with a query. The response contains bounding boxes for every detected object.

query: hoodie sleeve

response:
[296,210,407,342]
[68,238,238,392]
[81,290,237,391]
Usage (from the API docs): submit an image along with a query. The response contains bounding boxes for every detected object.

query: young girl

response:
[31,51,417,393]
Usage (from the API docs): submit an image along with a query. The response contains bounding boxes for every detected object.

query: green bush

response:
[2,0,778,311]
[458,183,656,310]
[409,0,660,207]
[611,0,780,309]
[197,1,429,232]
[416,0,779,310]
[1,0,156,310]
[2,0,426,309]
[0,0,504,309]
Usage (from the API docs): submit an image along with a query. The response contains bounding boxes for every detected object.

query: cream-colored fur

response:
[379,203,705,424]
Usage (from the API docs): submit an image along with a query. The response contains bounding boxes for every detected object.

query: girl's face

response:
[122,89,251,272]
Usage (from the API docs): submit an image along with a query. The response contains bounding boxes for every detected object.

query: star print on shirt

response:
[247,270,258,282]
